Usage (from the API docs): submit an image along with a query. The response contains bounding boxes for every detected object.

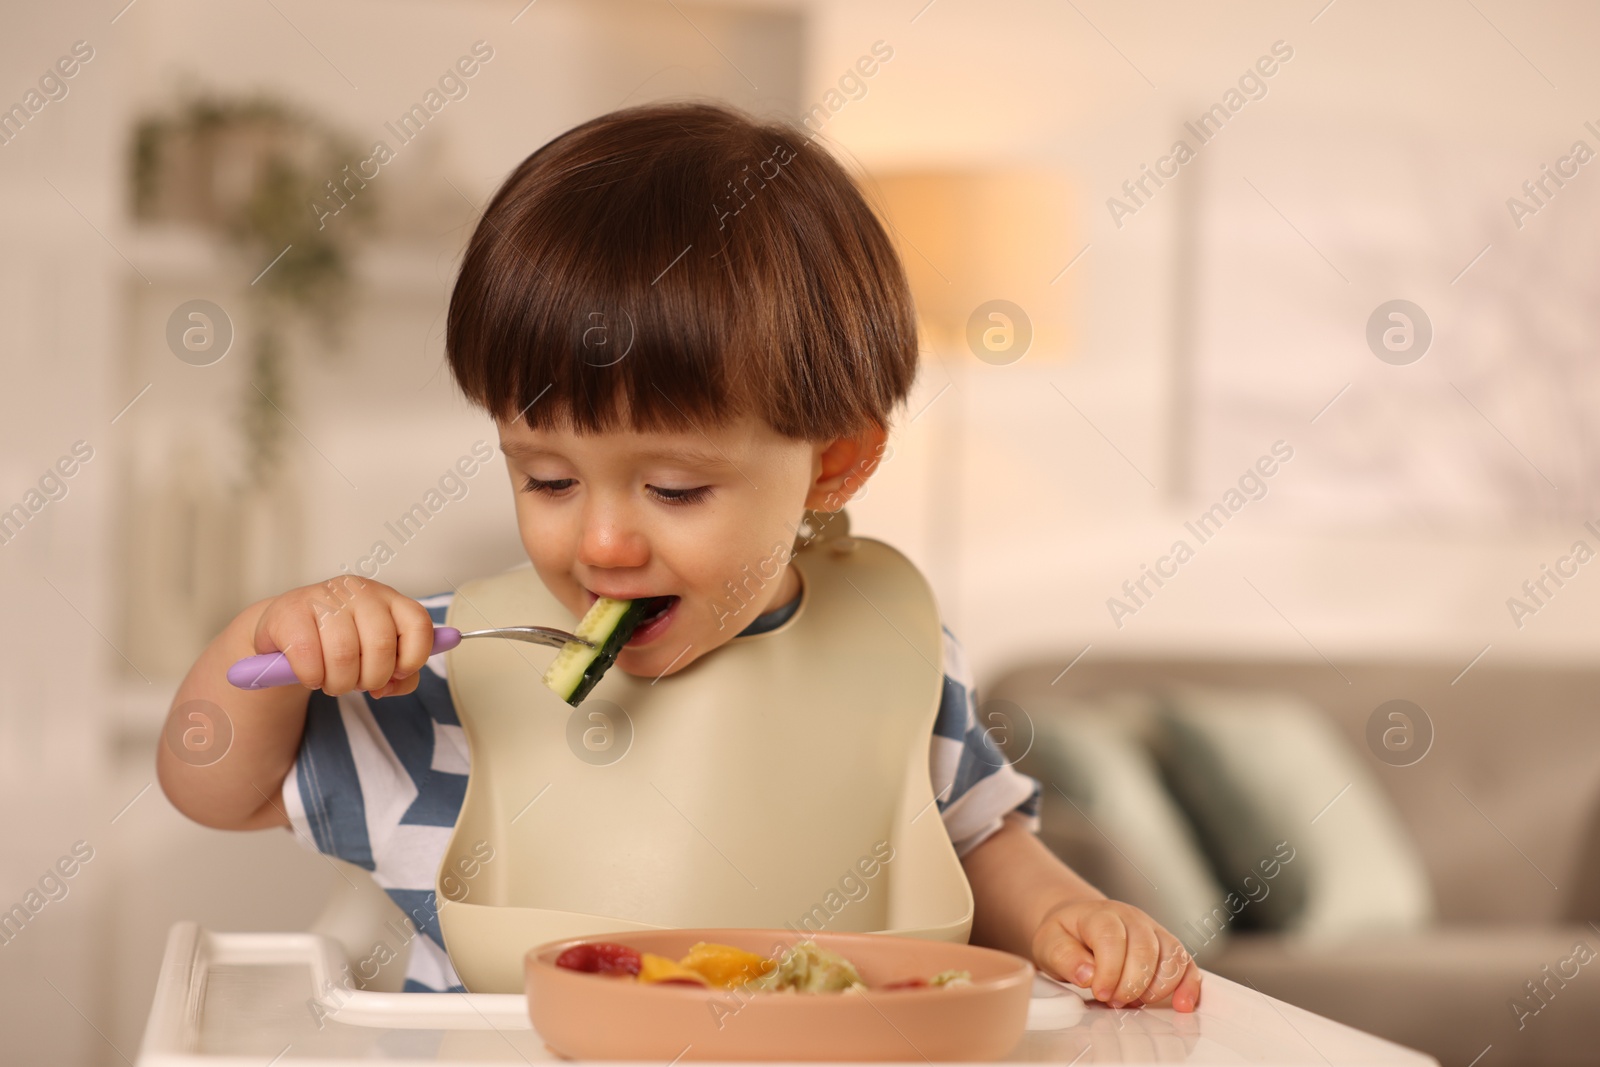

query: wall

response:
[805,0,1600,678]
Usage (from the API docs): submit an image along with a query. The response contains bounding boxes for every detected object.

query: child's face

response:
[496,410,880,679]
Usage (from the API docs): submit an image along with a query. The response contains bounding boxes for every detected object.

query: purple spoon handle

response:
[227,627,464,690]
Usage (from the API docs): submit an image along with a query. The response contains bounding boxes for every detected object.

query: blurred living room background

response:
[4,1,1600,1064]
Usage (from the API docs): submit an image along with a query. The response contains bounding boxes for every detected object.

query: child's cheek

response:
[515,502,572,572]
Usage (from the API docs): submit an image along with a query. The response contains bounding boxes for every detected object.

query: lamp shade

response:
[866,170,1076,361]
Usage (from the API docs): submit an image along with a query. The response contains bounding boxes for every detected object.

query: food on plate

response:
[676,941,777,987]
[552,938,972,993]
[543,596,675,705]
[746,939,865,992]
[880,970,975,990]
[638,952,710,986]
[553,940,642,976]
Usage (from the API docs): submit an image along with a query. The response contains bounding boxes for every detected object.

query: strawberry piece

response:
[555,941,643,976]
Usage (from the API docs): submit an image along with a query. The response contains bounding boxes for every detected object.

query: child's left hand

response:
[1031,898,1202,1012]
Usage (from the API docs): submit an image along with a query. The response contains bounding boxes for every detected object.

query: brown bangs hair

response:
[446,101,918,440]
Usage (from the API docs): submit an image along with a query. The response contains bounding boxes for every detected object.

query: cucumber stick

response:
[543,597,657,706]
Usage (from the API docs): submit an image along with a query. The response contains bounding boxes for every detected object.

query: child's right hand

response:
[252,577,437,700]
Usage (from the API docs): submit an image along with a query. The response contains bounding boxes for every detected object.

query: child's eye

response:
[521,476,575,496]
[649,485,712,506]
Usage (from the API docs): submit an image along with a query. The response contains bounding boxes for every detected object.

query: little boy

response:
[159,102,1200,1011]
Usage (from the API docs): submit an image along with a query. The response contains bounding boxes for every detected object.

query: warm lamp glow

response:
[866,170,1076,360]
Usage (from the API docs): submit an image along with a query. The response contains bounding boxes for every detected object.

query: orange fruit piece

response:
[677,942,776,988]
[638,952,710,986]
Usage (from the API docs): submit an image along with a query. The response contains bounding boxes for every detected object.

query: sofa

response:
[982,655,1600,1067]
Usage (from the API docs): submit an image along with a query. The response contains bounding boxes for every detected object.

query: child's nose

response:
[575,512,649,570]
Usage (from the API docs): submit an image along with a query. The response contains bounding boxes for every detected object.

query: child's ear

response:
[804,423,889,510]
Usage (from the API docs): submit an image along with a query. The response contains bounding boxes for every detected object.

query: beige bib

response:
[436,520,974,993]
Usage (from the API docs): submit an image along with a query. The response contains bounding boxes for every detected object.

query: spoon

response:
[226,625,594,690]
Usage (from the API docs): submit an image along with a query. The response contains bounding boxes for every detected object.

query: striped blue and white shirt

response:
[281,589,1042,992]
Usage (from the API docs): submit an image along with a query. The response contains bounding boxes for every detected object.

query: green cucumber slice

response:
[542,596,668,706]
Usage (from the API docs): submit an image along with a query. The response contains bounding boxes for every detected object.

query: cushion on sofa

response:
[1153,686,1435,942]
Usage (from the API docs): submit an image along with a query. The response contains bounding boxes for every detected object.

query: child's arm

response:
[962,816,1203,1012]
[156,579,437,831]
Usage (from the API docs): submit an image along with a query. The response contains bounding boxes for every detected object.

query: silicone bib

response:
[436,519,973,992]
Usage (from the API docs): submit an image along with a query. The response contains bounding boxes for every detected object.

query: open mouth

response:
[583,590,680,646]
[635,595,676,622]
[626,595,679,645]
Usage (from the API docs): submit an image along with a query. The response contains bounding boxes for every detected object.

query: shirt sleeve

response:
[929,624,1043,859]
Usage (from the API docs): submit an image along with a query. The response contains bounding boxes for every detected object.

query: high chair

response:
[135,516,1441,1064]
[137,895,1439,1065]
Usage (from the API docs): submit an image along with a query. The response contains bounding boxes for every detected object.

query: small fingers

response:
[1173,959,1203,1013]
[1084,909,1128,1004]
[319,629,361,695]
[1034,915,1096,988]
[1112,919,1162,1008]
[370,665,426,701]
[367,596,436,700]
[1133,934,1194,1008]
[314,588,363,695]
[1037,902,1205,1014]
[392,597,438,680]
[353,591,401,693]
[261,601,327,690]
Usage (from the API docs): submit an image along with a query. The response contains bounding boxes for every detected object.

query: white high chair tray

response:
[138,923,1437,1066]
